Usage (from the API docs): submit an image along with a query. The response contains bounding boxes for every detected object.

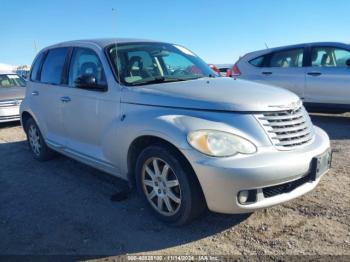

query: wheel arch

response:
[21,111,35,130]
[126,135,202,197]
[21,110,44,136]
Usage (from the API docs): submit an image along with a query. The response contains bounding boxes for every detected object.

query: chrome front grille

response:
[0,99,22,107]
[255,106,314,150]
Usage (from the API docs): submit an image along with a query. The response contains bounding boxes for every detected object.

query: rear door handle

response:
[60,96,71,103]
[307,72,322,76]
[262,72,272,75]
[31,91,39,96]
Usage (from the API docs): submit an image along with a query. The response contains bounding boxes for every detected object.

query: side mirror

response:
[74,74,107,91]
[346,59,350,67]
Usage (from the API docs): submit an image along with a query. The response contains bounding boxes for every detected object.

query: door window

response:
[269,48,304,68]
[311,47,350,67]
[68,48,107,88]
[40,48,69,85]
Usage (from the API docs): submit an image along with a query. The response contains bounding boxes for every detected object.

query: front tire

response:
[135,144,206,225]
[25,118,55,161]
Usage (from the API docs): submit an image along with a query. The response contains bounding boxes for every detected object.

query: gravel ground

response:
[0,113,349,259]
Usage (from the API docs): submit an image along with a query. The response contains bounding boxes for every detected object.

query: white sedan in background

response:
[0,73,26,122]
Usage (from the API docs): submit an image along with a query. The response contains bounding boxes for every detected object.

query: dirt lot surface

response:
[0,113,349,259]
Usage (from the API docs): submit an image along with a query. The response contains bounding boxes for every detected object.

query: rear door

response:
[304,45,350,105]
[255,48,306,98]
[29,47,69,146]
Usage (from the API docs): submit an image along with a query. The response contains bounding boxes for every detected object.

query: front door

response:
[60,47,120,167]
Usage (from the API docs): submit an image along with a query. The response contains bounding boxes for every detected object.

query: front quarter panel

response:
[116,103,272,179]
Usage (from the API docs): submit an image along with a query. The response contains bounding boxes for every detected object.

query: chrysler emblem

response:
[269,100,302,110]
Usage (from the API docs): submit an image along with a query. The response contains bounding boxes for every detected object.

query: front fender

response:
[109,103,270,179]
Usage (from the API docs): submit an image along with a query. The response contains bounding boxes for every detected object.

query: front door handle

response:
[60,96,71,103]
[262,71,272,75]
[31,91,39,96]
[307,72,322,76]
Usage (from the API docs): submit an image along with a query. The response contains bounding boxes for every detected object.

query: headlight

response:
[187,130,257,157]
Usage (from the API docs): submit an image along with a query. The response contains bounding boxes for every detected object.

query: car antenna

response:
[264,42,269,49]
[112,8,122,86]
[33,40,38,54]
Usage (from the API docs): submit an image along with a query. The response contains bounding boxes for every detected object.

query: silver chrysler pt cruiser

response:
[20,39,331,225]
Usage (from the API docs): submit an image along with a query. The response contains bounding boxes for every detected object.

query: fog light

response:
[238,190,249,204]
[238,189,257,204]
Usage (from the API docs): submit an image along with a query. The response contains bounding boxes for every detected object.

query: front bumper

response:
[182,126,330,214]
[0,106,20,123]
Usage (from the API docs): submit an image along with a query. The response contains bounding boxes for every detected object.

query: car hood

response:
[0,87,25,101]
[121,77,301,112]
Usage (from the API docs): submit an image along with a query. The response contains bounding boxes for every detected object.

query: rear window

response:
[249,56,265,67]
[30,52,45,81]
[269,48,304,68]
[40,48,69,85]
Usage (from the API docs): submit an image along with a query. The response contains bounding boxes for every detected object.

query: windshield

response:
[0,74,26,88]
[106,42,215,86]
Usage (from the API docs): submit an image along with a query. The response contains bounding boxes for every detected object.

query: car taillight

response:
[231,63,241,76]
[226,69,232,77]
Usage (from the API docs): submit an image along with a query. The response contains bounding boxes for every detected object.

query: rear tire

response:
[25,118,55,161]
[135,144,206,225]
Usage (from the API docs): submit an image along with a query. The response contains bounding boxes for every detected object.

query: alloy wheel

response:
[141,157,182,216]
[28,124,41,156]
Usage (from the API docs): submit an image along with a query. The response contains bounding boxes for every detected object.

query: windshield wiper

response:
[129,76,198,86]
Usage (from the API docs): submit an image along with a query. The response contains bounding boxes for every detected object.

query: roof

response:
[246,41,350,56]
[45,38,165,50]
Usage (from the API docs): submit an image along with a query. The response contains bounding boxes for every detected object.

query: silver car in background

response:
[0,73,26,123]
[234,42,350,112]
[20,39,331,225]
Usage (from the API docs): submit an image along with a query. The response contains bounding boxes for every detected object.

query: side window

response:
[68,48,107,87]
[311,47,350,67]
[40,48,69,85]
[249,56,265,67]
[30,52,45,81]
[269,48,304,68]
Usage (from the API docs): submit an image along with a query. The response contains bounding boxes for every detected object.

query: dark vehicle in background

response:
[232,42,350,112]
[209,64,233,77]
[216,64,233,77]
[0,73,26,123]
